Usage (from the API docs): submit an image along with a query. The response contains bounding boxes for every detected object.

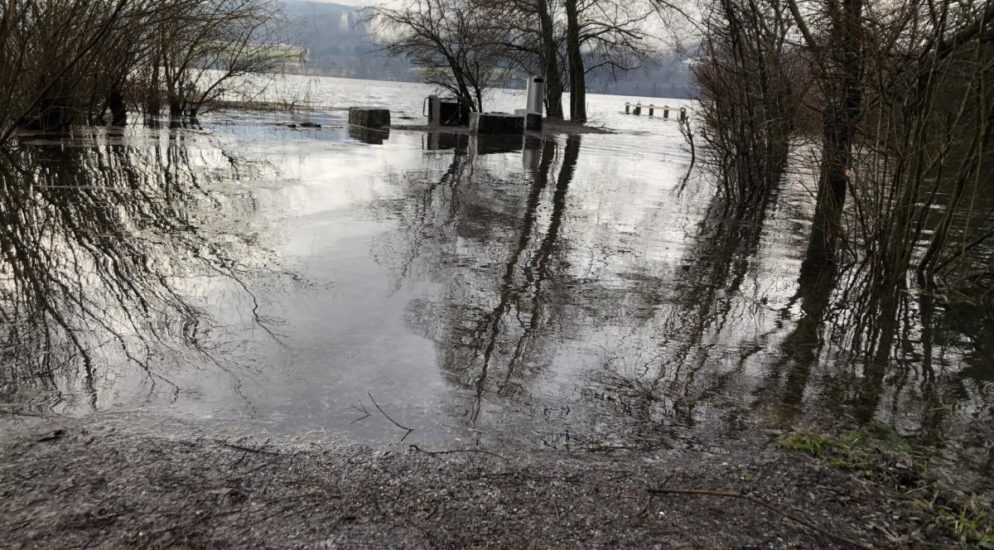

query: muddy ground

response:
[0,416,957,549]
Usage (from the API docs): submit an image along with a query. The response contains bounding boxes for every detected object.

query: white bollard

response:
[525,76,545,131]
[525,76,545,116]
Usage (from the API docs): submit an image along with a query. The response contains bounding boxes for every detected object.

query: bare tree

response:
[375,0,657,122]
[0,0,130,139]
[485,0,568,118]
[563,0,658,122]
[373,0,512,112]
[155,0,281,119]
[0,0,281,143]
[687,0,994,292]
[843,1,994,289]
[693,0,807,213]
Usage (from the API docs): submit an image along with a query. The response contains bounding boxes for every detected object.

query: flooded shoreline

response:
[1,87,992,496]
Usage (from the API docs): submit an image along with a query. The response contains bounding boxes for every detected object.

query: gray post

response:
[662,106,670,119]
[649,105,654,117]
[428,95,441,126]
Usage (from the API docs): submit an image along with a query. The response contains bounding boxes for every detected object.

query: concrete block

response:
[348,107,391,128]
[470,112,524,135]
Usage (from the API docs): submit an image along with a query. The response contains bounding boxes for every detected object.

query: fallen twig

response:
[350,402,370,424]
[367,392,414,442]
[648,488,872,550]
[36,429,65,442]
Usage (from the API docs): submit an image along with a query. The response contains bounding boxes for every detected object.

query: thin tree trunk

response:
[805,0,865,264]
[538,0,564,118]
[147,56,161,117]
[564,0,586,123]
[107,84,126,126]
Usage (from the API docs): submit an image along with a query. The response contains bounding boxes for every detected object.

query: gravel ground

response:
[0,416,949,549]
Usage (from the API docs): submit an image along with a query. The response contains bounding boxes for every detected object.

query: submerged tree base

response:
[0,416,972,548]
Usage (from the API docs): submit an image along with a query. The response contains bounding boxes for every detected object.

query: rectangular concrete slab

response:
[348,107,391,128]
[470,112,524,135]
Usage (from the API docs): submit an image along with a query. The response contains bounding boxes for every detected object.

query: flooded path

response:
[1,81,992,493]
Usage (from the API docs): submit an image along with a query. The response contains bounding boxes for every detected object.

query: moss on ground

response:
[778,426,994,548]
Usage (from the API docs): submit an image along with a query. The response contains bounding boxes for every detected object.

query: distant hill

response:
[586,54,696,99]
[279,1,695,98]
[280,1,415,80]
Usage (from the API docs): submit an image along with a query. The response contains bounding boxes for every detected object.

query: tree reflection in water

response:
[0,128,285,414]
[377,134,993,478]
[375,135,582,441]
[6,119,990,483]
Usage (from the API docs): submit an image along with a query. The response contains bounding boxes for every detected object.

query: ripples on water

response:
[0,78,991,488]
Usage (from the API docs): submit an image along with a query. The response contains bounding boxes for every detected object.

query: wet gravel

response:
[0,416,952,549]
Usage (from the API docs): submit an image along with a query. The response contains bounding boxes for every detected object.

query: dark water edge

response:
[0,110,992,495]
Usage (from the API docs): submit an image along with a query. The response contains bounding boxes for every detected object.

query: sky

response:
[285,0,694,46]
[294,0,379,5]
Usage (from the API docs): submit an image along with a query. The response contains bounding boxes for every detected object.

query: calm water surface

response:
[2,77,991,488]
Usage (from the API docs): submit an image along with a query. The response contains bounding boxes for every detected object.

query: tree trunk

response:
[107,85,126,127]
[806,109,853,263]
[537,0,564,118]
[564,0,586,123]
[446,55,477,112]
[147,59,161,117]
[804,0,865,264]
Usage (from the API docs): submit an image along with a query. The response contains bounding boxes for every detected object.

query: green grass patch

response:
[777,427,926,485]
[779,427,994,547]
[914,495,994,548]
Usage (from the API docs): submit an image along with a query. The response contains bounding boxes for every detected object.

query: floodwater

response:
[1,77,992,488]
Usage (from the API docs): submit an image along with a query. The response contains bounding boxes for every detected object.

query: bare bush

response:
[372,0,512,112]
[0,0,281,145]
[693,0,808,214]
